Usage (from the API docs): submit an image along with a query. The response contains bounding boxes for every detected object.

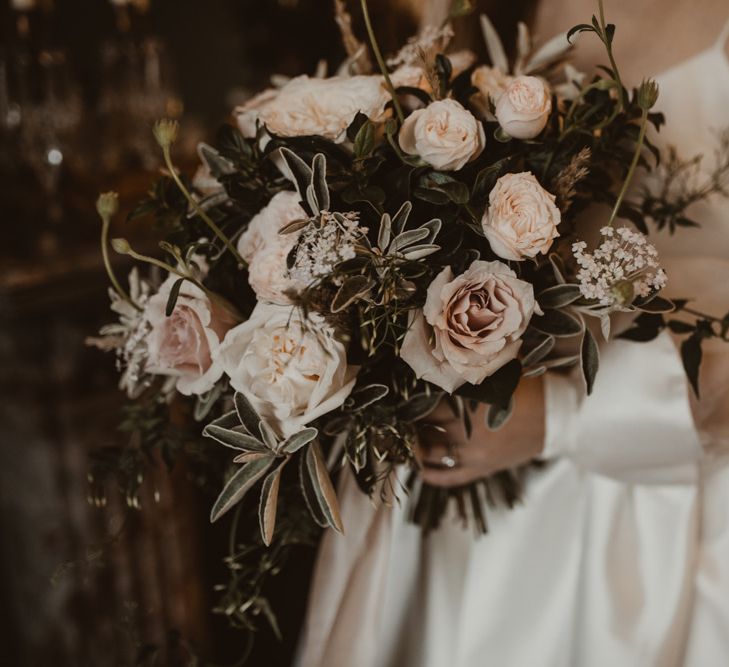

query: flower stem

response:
[100,213,140,310]
[161,146,246,266]
[597,0,626,110]
[360,0,405,125]
[607,107,648,226]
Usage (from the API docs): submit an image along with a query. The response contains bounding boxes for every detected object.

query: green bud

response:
[153,118,179,149]
[96,191,119,220]
[637,79,659,110]
[111,238,131,254]
[612,279,635,305]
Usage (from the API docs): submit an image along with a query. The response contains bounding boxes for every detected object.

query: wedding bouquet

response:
[89,0,729,639]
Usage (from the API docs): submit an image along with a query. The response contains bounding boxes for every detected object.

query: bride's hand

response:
[416,377,546,488]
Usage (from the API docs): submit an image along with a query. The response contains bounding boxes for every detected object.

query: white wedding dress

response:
[296,23,729,667]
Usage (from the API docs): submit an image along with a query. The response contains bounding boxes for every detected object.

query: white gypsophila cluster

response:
[288,211,365,288]
[90,269,153,397]
[386,24,455,68]
[572,226,667,307]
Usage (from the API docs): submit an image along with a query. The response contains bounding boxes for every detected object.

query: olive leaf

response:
[258,463,285,546]
[303,442,343,532]
[279,427,318,455]
[234,392,260,435]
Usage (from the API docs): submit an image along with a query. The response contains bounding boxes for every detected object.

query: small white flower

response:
[572,226,667,307]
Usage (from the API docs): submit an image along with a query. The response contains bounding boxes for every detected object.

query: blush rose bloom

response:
[237,191,308,304]
[399,99,486,171]
[217,304,358,437]
[482,171,561,261]
[400,260,538,393]
[471,65,513,119]
[257,75,393,143]
[233,88,281,138]
[495,75,552,140]
[145,277,236,396]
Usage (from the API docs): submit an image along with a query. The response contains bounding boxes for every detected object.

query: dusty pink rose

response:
[400,260,538,393]
[237,191,308,304]
[399,99,485,171]
[145,277,235,396]
[482,171,561,261]
[495,75,552,139]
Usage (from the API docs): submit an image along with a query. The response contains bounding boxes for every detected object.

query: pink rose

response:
[400,260,538,393]
[145,277,235,396]
[471,65,513,119]
[495,75,552,140]
[482,171,561,261]
[237,191,308,304]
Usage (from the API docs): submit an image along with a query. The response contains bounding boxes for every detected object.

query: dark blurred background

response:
[0,0,523,664]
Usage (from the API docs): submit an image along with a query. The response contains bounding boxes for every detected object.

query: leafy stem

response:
[597,0,625,110]
[161,145,246,266]
[607,107,649,226]
[360,0,405,125]
[98,204,140,310]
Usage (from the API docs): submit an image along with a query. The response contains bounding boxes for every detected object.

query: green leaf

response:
[681,334,702,397]
[455,359,522,408]
[234,392,261,435]
[486,399,513,430]
[353,119,375,158]
[203,424,267,452]
[258,420,279,451]
[522,335,555,367]
[331,275,374,312]
[537,284,583,309]
[305,442,343,532]
[567,23,594,43]
[311,153,330,212]
[667,320,696,334]
[279,427,318,454]
[392,201,413,234]
[471,159,510,202]
[205,410,239,431]
[397,391,443,422]
[299,452,328,527]
[210,455,274,522]
[421,218,442,243]
[388,228,431,254]
[580,326,600,395]
[349,384,389,410]
[378,213,392,250]
[634,295,675,313]
[416,172,470,204]
[402,244,441,260]
[258,463,285,545]
[165,278,185,317]
[549,253,567,284]
[618,313,665,342]
[435,54,453,98]
[532,309,583,337]
[279,148,313,213]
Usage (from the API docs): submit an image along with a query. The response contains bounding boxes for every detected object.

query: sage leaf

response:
[397,391,443,422]
[311,152,330,212]
[234,392,260,435]
[522,335,555,367]
[259,463,285,545]
[279,427,318,454]
[210,455,274,522]
[305,442,344,532]
[388,228,431,254]
[537,284,582,309]
[532,309,583,337]
[349,384,389,410]
[392,200,413,234]
[331,275,374,312]
[258,419,279,451]
[299,453,328,527]
[378,213,392,250]
[203,425,267,452]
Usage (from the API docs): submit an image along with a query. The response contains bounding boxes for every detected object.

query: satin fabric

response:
[296,26,729,667]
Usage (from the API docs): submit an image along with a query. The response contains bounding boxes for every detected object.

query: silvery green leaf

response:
[193,383,224,422]
[205,409,239,431]
[306,183,319,216]
[402,244,441,260]
[349,383,389,410]
[480,14,509,72]
[353,120,375,158]
[541,355,580,369]
[279,427,318,454]
[197,142,236,178]
[234,392,260,435]
[378,213,392,250]
[259,463,285,545]
[165,277,185,317]
[549,253,566,284]
[600,314,611,341]
[233,451,272,464]
[331,275,374,312]
[388,228,431,254]
[304,442,343,532]
[522,335,556,367]
[580,326,600,395]
[280,148,313,212]
[278,217,311,235]
[311,153,330,212]
[258,420,279,451]
[210,455,275,522]
[421,218,442,243]
[533,309,583,337]
[203,425,267,452]
[526,32,572,72]
[487,398,513,430]
[392,201,412,234]
[538,284,583,309]
[523,365,547,378]
[398,391,443,422]
[299,452,328,527]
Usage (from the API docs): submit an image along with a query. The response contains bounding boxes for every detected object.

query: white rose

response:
[237,191,308,304]
[471,65,513,118]
[259,75,392,143]
[482,171,561,261]
[495,75,552,140]
[233,88,280,138]
[400,260,537,393]
[217,304,358,436]
[399,99,485,171]
[145,277,235,396]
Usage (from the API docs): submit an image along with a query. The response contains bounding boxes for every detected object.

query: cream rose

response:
[217,304,358,436]
[399,99,485,171]
[495,75,552,140]
[233,88,280,138]
[145,277,235,396]
[258,75,392,143]
[482,171,561,261]
[471,65,513,115]
[237,191,308,304]
[400,260,538,393]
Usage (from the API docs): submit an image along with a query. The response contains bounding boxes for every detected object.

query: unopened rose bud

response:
[111,238,131,254]
[153,118,179,149]
[96,191,119,220]
[637,80,659,110]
